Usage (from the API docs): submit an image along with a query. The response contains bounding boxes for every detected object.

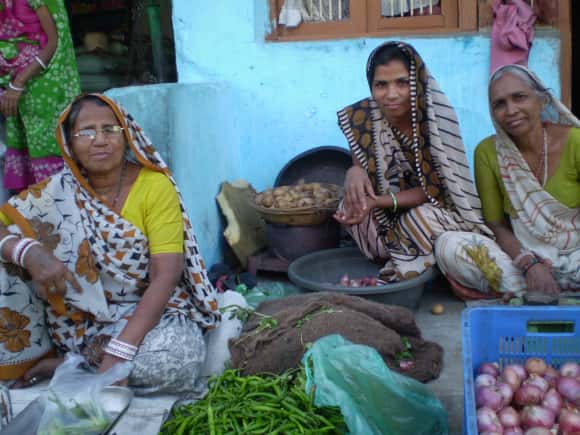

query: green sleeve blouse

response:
[474,128,580,223]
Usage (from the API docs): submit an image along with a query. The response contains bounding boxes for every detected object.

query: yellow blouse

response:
[474,128,580,223]
[0,168,184,254]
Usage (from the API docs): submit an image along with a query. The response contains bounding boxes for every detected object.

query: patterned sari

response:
[0,95,220,393]
[1,0,80,190]
[436,65,580,294]
[337,41,489,281]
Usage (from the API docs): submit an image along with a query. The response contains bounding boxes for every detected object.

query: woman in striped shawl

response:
[436,65,579,297]
[334,41,490,282]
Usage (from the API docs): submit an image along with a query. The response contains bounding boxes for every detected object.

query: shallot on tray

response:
[337,274,380,287]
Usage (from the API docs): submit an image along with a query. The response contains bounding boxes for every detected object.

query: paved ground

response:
[416,279,466,435]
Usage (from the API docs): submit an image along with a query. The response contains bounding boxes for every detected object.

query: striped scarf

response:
[490,65,580,287]
[338,41,490,237]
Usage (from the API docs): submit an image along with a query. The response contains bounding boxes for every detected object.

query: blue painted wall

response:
[107,1,562,264]
[172,1,561,191]
[106,83,239,266]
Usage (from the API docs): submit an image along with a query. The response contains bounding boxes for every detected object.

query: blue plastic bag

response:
[302,335,448,435]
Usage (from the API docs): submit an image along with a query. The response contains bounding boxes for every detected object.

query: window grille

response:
[381,0,441,17]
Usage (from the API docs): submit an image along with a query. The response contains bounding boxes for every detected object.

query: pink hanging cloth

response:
[490,0,537,74]
[0,0,48,77]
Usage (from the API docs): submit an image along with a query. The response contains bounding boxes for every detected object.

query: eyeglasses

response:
[72,125,124,141]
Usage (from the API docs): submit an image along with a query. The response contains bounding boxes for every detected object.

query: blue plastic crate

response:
[462,306,580,435]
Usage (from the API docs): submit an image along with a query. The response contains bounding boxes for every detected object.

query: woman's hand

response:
[342,166,376,218]
[97,353,129,386]
[525,262,560,296]
[0,88,22,117]
[22,244,81,300]
[334,196,376,225]
[11,357,64,389]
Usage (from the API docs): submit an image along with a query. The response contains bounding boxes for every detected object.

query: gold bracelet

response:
[389,191,398,213]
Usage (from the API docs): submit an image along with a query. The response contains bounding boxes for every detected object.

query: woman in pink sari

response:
[1,0,80,191]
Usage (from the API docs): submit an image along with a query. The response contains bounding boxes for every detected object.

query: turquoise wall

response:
[172,1,561,190]
[107,1,561,265]
[106,83,239,266]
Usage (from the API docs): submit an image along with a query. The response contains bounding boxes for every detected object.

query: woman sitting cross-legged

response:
[334,41,491,282]
[0,94,220,394]
[436,65,580,298]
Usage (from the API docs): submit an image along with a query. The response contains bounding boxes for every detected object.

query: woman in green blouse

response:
[435,64,579,298]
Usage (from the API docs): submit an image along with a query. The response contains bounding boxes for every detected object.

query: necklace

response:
[535,128,548,186]
[111,160,127,209]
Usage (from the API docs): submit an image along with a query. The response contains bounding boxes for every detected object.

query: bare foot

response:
[11,357,64,389]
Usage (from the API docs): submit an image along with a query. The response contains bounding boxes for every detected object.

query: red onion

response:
[542,366,559,389]
[559,409,580,434]
[515,385,544,407]
[557,376,580,404]
[522,429,551,435]
[560,362,580,378]
[477,373,498,389]
[479,362,501,378]
[477,385,505,411]
[497,382,515,406]
[526,358,548,376]
[503,367,524,392]
[339,274,349,286]
[480,432,503,435]
[506,364,528,382]
[562,398,578,412]
[475,373,497,388]
[499,406,521,428]
[520,406,555,429]
[541,388,562,415]
[477,407,503,433]
[524,374,550,394]
[504,428,523,435]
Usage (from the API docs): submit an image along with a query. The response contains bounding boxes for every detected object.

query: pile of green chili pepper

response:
[160,368,346,435]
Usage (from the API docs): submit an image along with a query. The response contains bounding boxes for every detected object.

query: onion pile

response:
[474,359,580,434]
[337,274,379,287]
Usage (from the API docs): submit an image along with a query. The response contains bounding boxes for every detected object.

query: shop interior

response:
[66,0,176,93]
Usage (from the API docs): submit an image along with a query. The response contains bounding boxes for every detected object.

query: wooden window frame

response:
[267,0,571,108]
[267,0,478,42]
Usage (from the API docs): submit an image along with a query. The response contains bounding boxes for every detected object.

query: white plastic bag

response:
[37,353,133,435]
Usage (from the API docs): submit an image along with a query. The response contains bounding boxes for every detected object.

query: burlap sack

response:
[229,292,443,382]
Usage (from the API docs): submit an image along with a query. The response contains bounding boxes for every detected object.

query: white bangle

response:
[20,240,41,267]
[104,346,134,361]
[34,55,47,70]
[8,82,25,92]
[103,342,136,361]
[108,338,138,354]
[0,235,18,262]
[513,250,534,269]
[11,238,40,267]
[11,238,29,266]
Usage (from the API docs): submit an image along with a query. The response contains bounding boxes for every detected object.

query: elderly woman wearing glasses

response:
[0,94,220,395]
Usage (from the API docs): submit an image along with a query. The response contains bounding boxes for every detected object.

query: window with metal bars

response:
[269,0,561,41]
[269,0,474,40]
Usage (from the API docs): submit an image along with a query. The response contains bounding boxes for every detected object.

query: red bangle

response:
[522,258,541,276]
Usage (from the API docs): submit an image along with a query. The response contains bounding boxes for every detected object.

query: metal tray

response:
[0,386,132,435]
